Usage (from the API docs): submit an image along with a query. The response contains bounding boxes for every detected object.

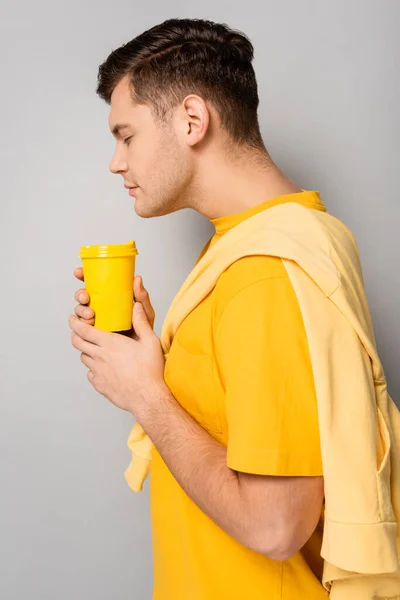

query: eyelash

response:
[123,136,133,145]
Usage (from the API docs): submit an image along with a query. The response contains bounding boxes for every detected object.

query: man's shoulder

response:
[212,254,289,318]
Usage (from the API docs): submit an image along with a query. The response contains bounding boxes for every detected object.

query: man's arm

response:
[138,384,324,561]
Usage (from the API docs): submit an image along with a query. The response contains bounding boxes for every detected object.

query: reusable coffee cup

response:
[79,240,138,332]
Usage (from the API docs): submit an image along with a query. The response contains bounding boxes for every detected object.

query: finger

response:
[75,304,95,321]
[74,267,85,282]
[76,315,95,326]
[132,301,154,340]
[69,315,104,346]
[71,332,99,357]
[134,276,155,326]
[78,316,95,326]
[74,288,90,305]
[133,275,143,299]
[80,352,95,370]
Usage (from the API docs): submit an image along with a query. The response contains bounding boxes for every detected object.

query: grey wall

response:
[1,1,399,598]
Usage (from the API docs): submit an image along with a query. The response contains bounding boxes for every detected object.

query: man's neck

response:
[190,153,303,220]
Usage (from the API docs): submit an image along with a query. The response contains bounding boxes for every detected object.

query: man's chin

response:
[133,199,177,219]
[133,198,158,219]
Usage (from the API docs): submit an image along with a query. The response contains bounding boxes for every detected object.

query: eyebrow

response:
[110,123,132,137]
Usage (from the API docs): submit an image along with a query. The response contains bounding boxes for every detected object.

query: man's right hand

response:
[73,267,156,330]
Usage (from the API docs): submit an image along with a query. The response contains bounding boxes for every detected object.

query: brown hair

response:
[96,18,265,150]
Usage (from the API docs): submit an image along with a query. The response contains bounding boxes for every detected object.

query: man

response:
[70,18,328,599]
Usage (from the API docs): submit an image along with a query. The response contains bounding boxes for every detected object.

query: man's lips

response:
[124,183,139,196]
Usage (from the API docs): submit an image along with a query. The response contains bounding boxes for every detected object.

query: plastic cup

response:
[79,240,138,332]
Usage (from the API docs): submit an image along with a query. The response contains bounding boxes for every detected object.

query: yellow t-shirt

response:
[150,191,328,599]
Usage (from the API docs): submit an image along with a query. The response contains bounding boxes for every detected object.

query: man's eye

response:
[123,136,133,145]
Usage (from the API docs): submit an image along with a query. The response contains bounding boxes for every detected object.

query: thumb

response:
[132,301,152,337]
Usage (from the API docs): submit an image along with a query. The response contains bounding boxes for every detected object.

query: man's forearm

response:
[136,384,275,555]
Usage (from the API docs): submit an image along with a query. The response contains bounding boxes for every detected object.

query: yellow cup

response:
[79,241,138,332]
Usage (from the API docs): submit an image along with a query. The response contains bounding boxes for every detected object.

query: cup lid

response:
[79,240,138,259]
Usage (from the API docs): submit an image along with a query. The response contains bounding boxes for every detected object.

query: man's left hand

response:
[69,302,167,418]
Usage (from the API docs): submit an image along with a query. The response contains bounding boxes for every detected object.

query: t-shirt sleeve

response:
[215,274,323,477]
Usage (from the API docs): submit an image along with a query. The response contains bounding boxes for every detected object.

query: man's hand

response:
[73,267,156,330]
[70,268,165,417]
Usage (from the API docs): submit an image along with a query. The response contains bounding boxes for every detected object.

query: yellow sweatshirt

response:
[125,200,400,599]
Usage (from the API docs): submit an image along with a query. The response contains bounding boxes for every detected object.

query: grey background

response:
[1,1,399,598]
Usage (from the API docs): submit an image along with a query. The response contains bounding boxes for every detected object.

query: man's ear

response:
[181,94,210,147]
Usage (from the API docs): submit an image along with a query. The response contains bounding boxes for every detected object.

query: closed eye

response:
[123,136,133,145]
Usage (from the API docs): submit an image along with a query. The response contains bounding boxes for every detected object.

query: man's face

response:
[108,76,193,218]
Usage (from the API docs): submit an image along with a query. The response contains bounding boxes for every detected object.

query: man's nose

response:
[109,150,128,175]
